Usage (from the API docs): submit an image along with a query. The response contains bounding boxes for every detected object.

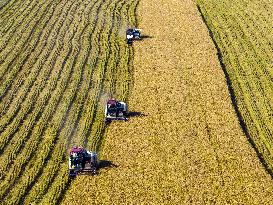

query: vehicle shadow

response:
[140,35,153,39]
[98,160,118,169]
[127,111,147,118]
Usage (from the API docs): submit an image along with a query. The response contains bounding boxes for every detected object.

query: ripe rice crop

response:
[62,0,273,204]
[0,0,272,204]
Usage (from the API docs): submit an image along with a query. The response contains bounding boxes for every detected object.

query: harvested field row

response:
[198,0,273,172]
[0,0,11,9]
[0,0,136,203]
[62,0,273,204]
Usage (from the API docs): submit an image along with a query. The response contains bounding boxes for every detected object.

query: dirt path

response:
[62,0,273,204]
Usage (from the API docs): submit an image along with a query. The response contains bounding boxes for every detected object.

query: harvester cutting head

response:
[105,98,128,122]
[68,146,98,177]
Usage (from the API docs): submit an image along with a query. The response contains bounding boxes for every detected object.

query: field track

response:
[0,0,273,204]
[62,0,273,204]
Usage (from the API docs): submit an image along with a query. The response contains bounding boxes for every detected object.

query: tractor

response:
[68,146,99,177]
[105,98,128,122]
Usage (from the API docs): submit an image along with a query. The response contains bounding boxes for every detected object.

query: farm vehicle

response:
[126,28,141,45]
[105,98,128,122]
[68,146,98,177]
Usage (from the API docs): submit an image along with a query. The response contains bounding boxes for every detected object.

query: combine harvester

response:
[126,28,141,45]
[68,146,99,177]
[105,98,128,122]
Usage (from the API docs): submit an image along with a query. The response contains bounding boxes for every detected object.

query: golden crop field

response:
[0,0,272,204]
[197,0,273,172]
[62,0,273,204]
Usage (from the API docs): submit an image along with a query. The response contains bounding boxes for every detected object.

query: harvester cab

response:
[69,146,98,177]
[105,98,128,122]
[126,28,141,45]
